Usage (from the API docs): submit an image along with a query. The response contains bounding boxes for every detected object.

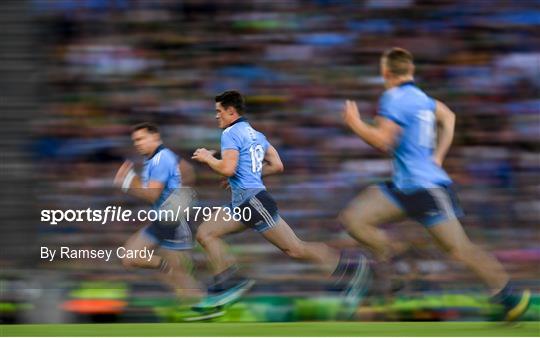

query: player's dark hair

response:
[215,90,245,114]
[382,47,414,76]
[131,122,160,134]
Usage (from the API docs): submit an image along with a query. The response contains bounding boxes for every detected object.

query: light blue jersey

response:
[378,81,451,190]
[221,117,269,206]
[140,144,181,208]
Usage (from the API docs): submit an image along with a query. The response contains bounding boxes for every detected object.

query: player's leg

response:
[195,217,247,275]
[122,227,161,268]
[427,218,508,292]
[158,248,204,300]
[427,218,530,321]
[193,216,253,311]
[123,225,203,300]
[415,184,530,321]
[259,213,370,317]
[245,189,371,304]
[338,184,407,262]
[260,217,340,274]
[236,189,339,273]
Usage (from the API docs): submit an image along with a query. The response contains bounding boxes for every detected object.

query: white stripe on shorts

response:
[428,188,455,219]
[250,197,275,228]
[253,196,277,227]
[249,196,276,228]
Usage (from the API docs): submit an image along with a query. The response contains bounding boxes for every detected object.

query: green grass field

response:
[1,322,539,337]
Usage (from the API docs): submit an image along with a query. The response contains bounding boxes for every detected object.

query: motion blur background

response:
[1,0,539,323]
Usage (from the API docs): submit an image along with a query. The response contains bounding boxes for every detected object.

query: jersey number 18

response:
[249,144,265,173]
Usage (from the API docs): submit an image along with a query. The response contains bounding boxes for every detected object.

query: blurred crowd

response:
[19,0,540,300]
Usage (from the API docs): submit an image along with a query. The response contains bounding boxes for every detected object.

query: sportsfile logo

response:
[41,206,151,225]
[40,205,252,225]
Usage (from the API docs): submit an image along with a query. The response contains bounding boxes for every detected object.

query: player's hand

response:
[191,148,216,163]
[342,100,361,127]
[113,160,134,187]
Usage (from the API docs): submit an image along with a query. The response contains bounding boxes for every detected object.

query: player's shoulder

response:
[255,127,267,141]
[151,147,177,167]
[224,119,252,139]
[382,83,431,104]
[223,119,245,134]
[245,123,266,142]
[382,83,414,98]
[222,124,236,134]
[380,86,402,105]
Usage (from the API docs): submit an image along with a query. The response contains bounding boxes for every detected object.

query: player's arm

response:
[113,161,164,204]
[179,159,196,186]
[191,148,238,177]
[262,144,284,176]
[433,100,456,166]
[342,100,401,153]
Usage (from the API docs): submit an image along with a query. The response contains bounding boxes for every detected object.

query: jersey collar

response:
[147,143,165,160]
[227,116,247,128]
[398,80,416,87]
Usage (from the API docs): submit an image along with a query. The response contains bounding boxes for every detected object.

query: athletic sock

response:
[490,281,517,309]
[331,252,359,289]
[209,265,242,293]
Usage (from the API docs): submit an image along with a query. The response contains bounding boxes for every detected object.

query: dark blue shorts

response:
[379,181,464,227]
[142,188,196,250]
[142,218,193,251]
[237,190,280,233]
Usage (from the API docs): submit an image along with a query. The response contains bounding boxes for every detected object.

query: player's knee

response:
[121,256,139,268]
[339,208,369,232]
[283,247,304,260]
[121,243,137,268]
[195,228,215,248]
[338,208,354,227]
[282,242,306,260]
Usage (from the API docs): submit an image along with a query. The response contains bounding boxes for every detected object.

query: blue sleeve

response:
[148,152,176,184]
[221,129,242,152]
[429,96,437,112]
[378,92,405,126]
[262,134,270,151]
